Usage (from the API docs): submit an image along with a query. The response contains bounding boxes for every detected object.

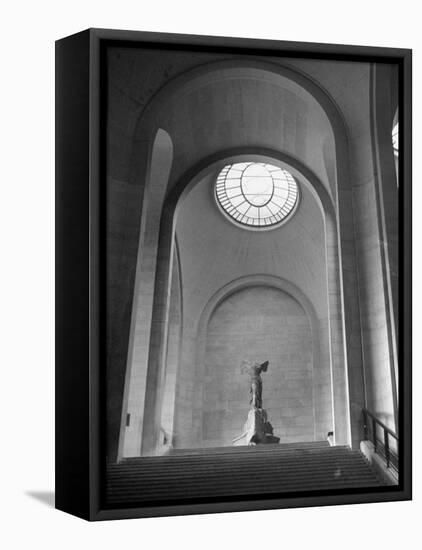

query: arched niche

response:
[178,275,332,449]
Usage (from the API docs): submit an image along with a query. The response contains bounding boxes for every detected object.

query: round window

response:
[215,162,299,229]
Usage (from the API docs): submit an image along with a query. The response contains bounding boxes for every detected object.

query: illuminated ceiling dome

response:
[215,162,299,229]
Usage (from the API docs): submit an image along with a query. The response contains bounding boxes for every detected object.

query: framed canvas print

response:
[55,28,412,521]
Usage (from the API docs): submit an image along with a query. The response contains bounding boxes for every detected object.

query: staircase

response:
[106,441,384,506]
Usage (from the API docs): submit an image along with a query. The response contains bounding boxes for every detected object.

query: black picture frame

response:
[55,28,412,521]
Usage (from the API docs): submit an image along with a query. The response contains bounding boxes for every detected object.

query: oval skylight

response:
[215,162,299,229]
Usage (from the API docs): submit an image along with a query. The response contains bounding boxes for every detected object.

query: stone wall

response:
[198,286,316,447]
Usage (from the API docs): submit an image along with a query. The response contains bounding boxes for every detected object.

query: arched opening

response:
[131,150,349,456]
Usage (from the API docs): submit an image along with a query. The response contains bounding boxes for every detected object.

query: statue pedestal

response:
[233,408,280,446]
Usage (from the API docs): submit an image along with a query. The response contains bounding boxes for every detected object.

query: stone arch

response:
[123,57,354,220]
[132,58,348,150]
[180,274,331,448]
[128,58,350,201]
[139,149,352,455]
[197,275,320,336]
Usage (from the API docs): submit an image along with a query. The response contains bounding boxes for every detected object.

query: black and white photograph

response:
[92,33,411,513]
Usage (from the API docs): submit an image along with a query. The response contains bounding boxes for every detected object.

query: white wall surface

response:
[0,1,419,550]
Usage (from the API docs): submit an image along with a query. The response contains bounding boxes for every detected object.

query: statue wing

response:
[260,361,269,372]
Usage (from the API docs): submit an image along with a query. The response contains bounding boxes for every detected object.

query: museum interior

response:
[104,46,399,503]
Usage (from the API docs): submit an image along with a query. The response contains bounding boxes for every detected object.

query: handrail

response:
[362,408,398,473]
[363,408,398,440]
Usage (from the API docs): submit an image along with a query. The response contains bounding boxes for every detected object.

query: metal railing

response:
[362,408,399,474]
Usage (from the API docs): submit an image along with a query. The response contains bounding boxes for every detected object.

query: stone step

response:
[108,458,373,477]
[109,449,362,472]
[107,478,382,504]
[169,441,330,455]
[106,443,383,505]
[111,445,354,467]
[108,473,380,490]
[108,460,378,479]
